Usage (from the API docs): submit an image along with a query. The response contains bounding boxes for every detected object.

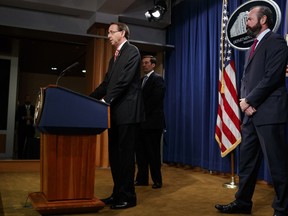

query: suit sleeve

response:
[89,73,109,100]
[103,46,140,104]
[246,36,288,108]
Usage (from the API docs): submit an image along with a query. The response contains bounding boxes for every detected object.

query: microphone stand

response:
[56,62,79,85]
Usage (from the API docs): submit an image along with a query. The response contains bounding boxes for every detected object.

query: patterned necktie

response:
[249,39,258,59]
[114,49,119,61]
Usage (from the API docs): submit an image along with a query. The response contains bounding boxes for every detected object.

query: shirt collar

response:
[117,40,127,51]
[145,70,154,77]
[256,28,270,45]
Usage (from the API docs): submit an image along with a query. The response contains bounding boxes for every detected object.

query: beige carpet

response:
[0,164,275,216]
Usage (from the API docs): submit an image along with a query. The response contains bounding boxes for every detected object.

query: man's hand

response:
[239,98,257,116]
[244,106,257,116]
[239,98,249,112]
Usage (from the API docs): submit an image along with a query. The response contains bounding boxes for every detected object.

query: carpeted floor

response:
[0,164,275,216]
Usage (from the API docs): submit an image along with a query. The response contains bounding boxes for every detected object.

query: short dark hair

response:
[110,22,130,39]
[252,6,273,29]
[142,55,157,65]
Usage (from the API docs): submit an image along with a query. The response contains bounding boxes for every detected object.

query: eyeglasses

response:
[107,30,121,35]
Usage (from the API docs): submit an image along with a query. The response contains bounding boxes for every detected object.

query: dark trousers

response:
[236,119,288,214]
[135,129,163,184]
[108,123,140,202]
[17,125,35,159]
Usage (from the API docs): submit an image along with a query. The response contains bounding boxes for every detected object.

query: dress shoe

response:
[134,181,148,186]
[273,211,287,216]
[100,196,115,205]
[152,183,162,189]
[110,201,137,209]
[215,201,252,214]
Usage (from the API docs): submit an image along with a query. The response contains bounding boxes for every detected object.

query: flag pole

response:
[220,0,225,94]
[223,151,238,189]
[221,0,238,190]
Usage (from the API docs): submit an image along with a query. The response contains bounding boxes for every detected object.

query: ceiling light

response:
[145,0,167,22]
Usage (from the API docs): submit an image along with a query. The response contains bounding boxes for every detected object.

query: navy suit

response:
[135,72,165,185]
[90,41,144,203]
[237,31,288,215]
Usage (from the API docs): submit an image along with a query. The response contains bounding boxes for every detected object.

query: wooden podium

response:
[29,85,109,215]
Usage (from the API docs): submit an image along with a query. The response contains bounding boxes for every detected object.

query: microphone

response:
[56,62,79,85]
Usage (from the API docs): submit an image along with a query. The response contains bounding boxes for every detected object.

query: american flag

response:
[215,0,241,157]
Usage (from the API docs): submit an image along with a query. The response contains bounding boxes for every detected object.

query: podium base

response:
[29,192,105,215]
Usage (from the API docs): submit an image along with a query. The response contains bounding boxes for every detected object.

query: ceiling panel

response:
[0,0,175,76]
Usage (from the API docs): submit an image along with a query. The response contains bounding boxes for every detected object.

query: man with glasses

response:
[90,22,144,209]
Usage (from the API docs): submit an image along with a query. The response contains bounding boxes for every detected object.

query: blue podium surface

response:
[36,85,109,135]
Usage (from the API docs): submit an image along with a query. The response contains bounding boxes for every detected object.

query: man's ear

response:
[260,15,267,25]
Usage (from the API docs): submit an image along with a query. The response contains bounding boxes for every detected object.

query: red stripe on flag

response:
[215,0,241,157]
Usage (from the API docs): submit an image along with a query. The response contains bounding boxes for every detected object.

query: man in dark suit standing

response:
[16,95,35,159]
[215,6,288,216]
[135,55,165,189]
[90,22,144,209]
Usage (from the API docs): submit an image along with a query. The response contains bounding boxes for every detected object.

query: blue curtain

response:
[163,0,287,183]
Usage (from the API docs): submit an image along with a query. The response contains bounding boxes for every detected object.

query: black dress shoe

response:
[215,201,252,214]
[110,201,137,209]
[273,211,287,216]
[100,196,115,205]
[152,183,162,189]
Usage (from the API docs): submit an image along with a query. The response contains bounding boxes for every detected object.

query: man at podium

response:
[90,22,144,209]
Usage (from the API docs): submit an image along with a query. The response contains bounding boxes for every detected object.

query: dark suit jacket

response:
[16,104,35,127]
[241,31,288,125]
[141,72,165,129]
[90,41,144,125]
